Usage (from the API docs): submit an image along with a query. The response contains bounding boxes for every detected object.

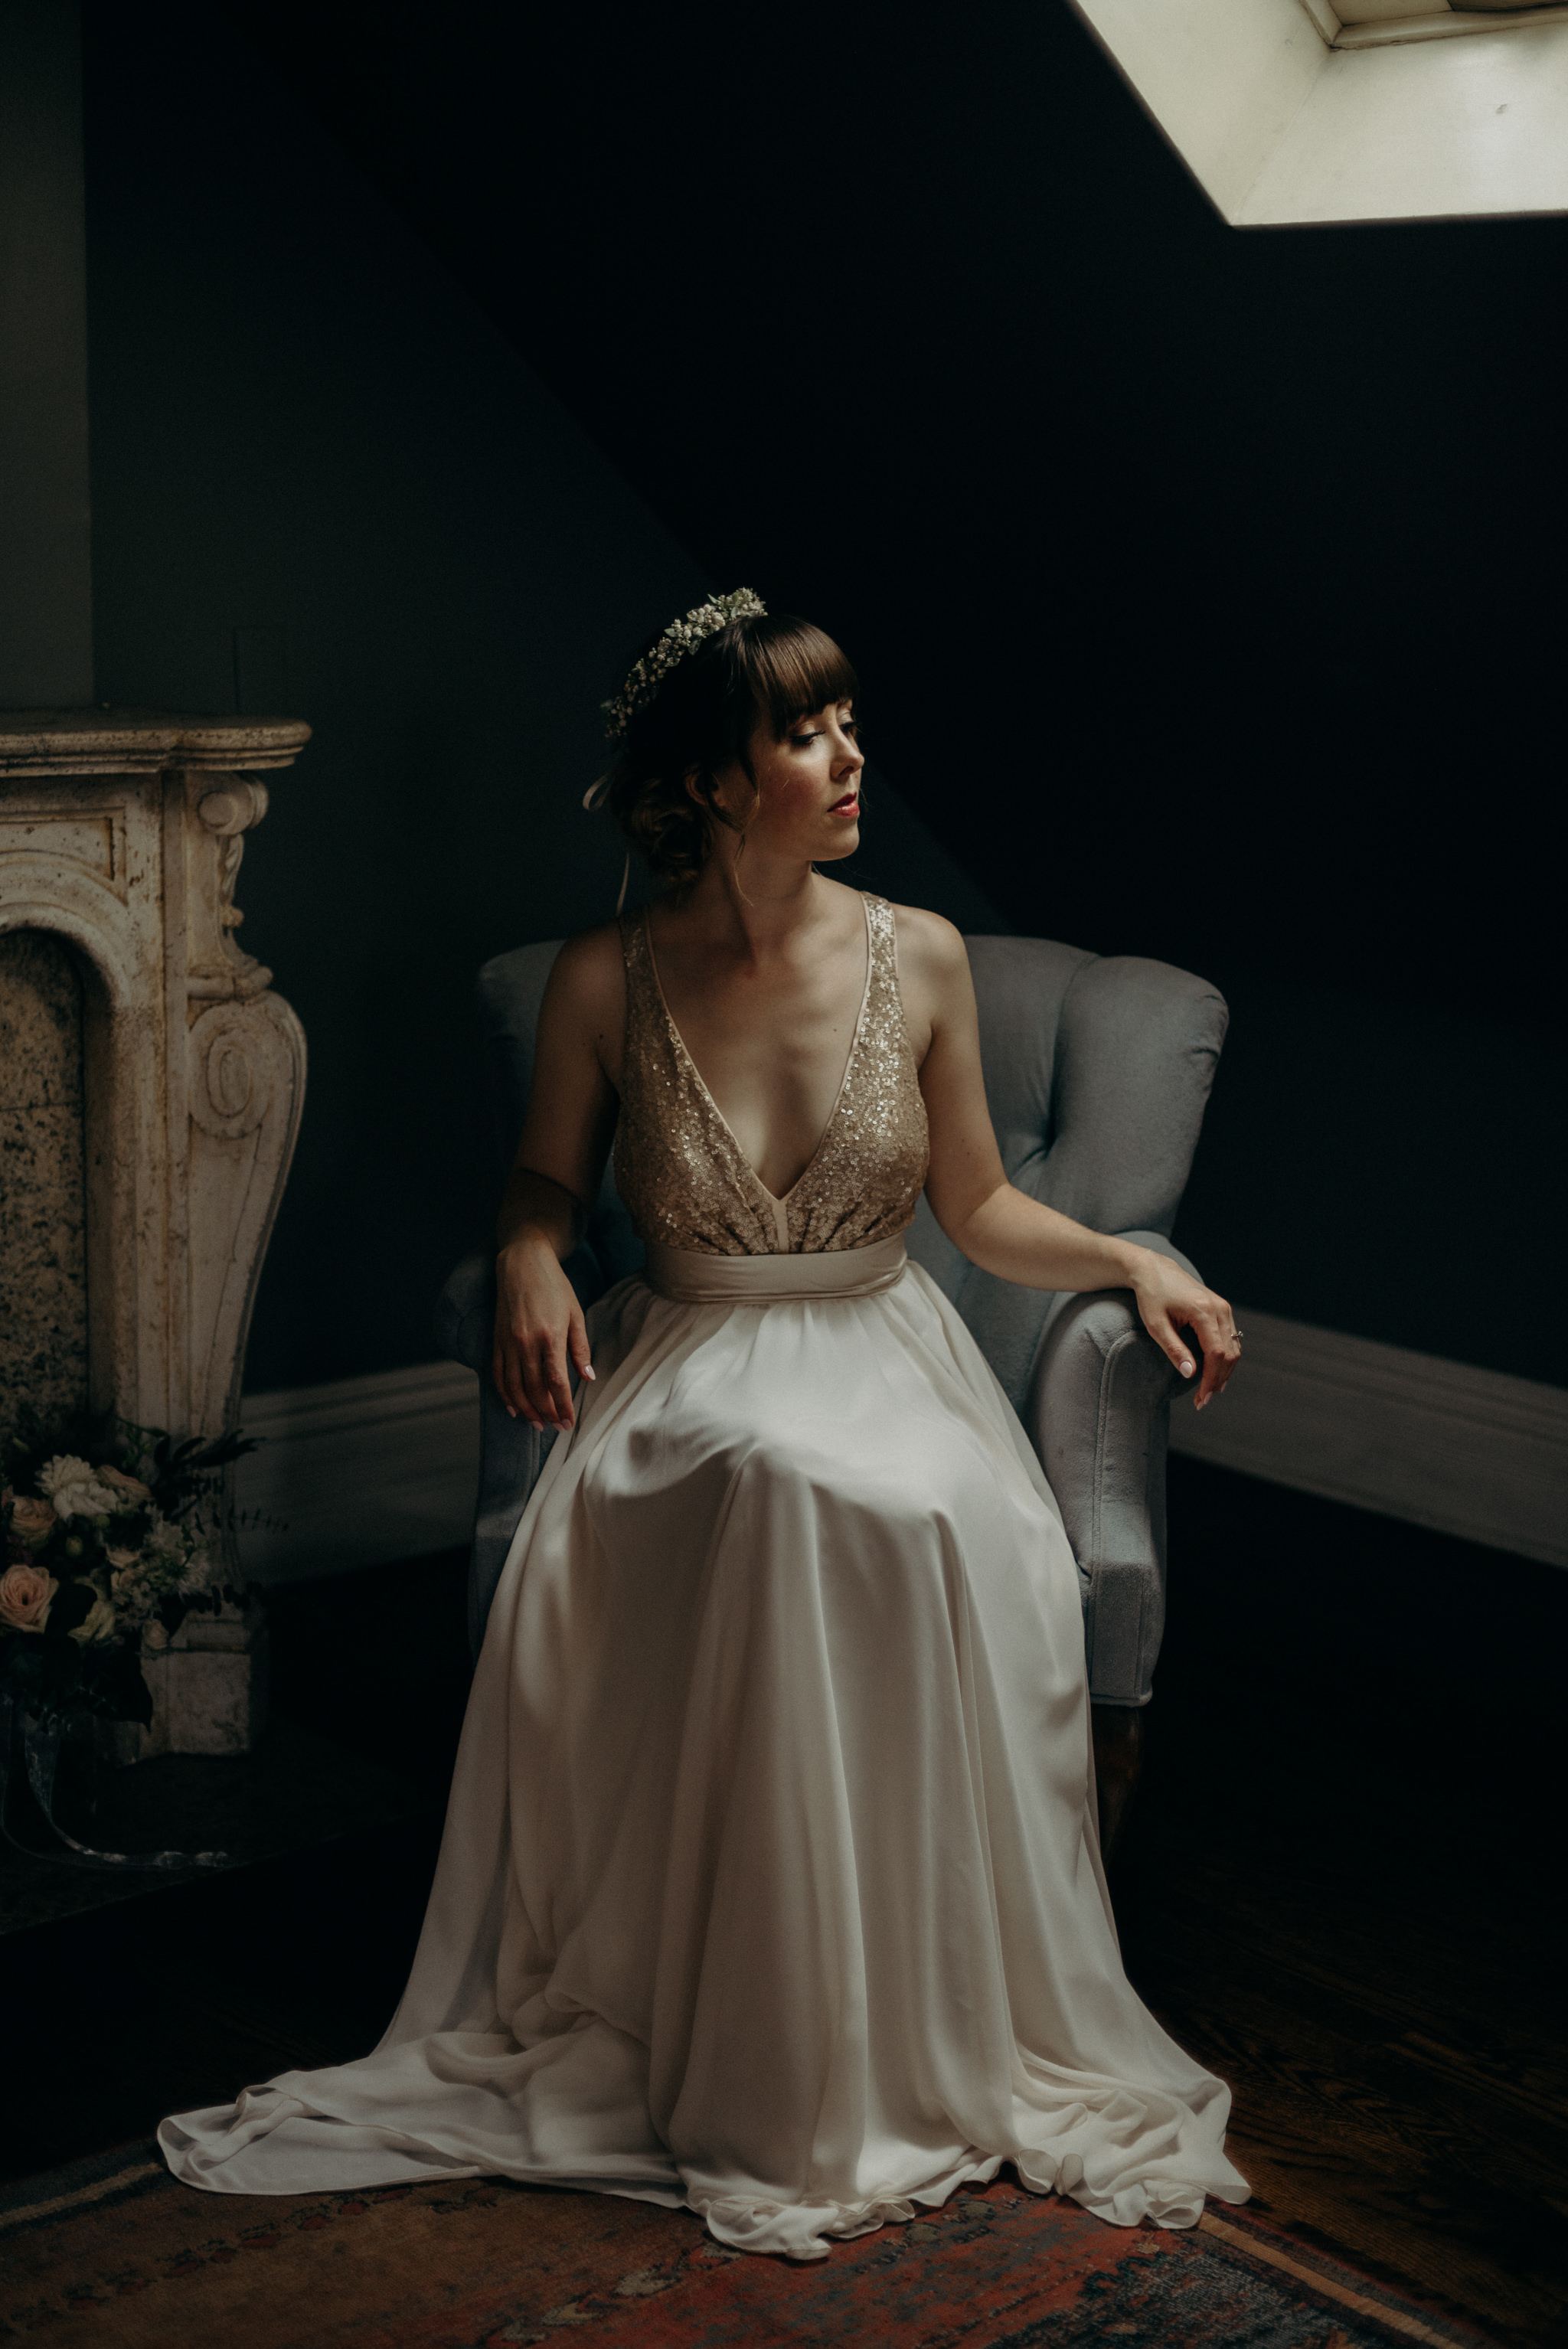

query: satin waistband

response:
[644,1234,909,1305]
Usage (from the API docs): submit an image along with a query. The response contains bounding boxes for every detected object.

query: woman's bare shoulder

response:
[887,901,969,981]
[541,920,625,1034]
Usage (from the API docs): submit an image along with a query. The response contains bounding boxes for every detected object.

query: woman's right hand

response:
[492,1238,595,1434]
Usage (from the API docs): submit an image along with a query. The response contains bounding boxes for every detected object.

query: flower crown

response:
[601,587,768,741]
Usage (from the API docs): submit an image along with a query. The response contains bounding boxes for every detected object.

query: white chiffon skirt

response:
[160,1245,1249,2259]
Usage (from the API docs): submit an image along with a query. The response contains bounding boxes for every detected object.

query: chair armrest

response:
[1022,1230,1195,1708]
[469,1378,551,1657]
[433,1251,552,1656]
[435,1251,495,1374]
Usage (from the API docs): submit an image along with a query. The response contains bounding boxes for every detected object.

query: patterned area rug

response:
[0,2142,1498,2347]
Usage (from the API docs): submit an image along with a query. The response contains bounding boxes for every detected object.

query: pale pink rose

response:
[0,1561,58,1632]
[98,1465,153,1508]
[5,1494,57,1551]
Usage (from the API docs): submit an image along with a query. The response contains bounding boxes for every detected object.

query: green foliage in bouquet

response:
[0,1408,258,1729]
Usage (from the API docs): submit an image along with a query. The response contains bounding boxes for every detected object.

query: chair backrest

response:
[475,932,1227,1410]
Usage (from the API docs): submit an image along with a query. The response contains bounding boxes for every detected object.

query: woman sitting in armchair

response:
[162,592,1246,2259]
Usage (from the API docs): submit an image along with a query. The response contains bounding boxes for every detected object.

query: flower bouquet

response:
[2,1420,255,1727]
[1,1414,257,1870]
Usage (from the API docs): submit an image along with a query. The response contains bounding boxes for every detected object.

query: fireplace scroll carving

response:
[0,715,310,1756]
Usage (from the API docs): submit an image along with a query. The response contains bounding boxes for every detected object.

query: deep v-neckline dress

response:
[619,893,929,1258]
[161,892,1248,2259]
[638,892,876,1240]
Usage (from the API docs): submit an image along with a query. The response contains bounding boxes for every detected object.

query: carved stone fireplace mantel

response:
[0,712,309,1755]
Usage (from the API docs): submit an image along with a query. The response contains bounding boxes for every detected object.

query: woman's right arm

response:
[492,928,623,1436]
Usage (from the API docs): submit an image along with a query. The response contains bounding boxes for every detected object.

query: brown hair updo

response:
[603,612,859,892]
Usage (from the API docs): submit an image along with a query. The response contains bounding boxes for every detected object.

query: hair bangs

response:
[603,602,863,892]
[740,618,859,739]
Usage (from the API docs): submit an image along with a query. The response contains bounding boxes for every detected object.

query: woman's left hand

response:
[1129,1252,1243,1410]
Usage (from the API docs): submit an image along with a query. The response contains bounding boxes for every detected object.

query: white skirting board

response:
[236,1315,1566,1586]
[1168,1308,1567,1569]
[235,1360,480,1586]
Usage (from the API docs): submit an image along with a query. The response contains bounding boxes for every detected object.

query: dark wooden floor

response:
[1117,1459,1568,2349]
[4,1460,1564,2347]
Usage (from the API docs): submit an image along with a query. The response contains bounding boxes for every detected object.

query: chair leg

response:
[1091,1702,1145,1862]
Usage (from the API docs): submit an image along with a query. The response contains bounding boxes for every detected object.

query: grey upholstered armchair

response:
[436,936,1227,1776]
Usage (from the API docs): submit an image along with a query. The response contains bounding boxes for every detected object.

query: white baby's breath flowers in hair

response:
[601,588,767,741]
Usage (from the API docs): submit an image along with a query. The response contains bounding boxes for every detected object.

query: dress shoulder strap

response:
[861,891,897,975]
[619,907,661,1042]
[860,894,906,1020]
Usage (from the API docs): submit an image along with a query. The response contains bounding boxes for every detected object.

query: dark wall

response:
[224,0,1566,1386]
[82,6,1002,1395]
[0,0,93,704]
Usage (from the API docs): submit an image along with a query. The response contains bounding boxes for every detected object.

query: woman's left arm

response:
[903,909,1241,1410]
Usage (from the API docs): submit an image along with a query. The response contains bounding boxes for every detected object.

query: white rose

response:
[51,1478,120,1523]
[37,1455,96,1498]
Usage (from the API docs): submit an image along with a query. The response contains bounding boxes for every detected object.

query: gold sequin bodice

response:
[616,894,929,1257]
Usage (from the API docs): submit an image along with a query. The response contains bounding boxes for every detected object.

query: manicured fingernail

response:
[583,1366,596,1381]
[1196,1395,1207,1410]
[1180,1361,1194,1377]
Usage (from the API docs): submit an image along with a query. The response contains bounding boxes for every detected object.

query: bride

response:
[162,592,1249,2259]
